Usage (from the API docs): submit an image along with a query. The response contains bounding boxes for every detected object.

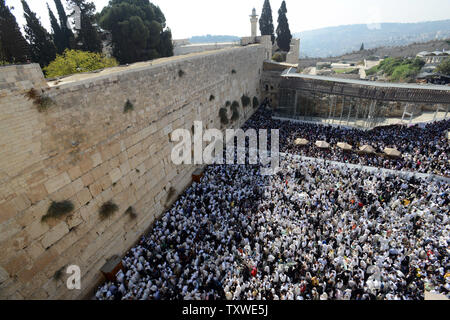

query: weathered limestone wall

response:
[0,43,268,300]
[286,39,300,65]
[173,42,237,56]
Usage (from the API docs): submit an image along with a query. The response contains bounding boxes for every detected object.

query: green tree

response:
[43,49,118,77]
[0,0,29,63]
[53,0,74,51]
[360,43,364,51]
[21,0,56,67]
[276,1,292,52]
[259,0,275,43]
[67,0,102,53]
[48,3,65,53]
[158,27,173,57]
[436,57,450,76]
[99,0,173,64]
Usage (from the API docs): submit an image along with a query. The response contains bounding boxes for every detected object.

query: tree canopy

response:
[43,49,118,78]
[21,0,56,67]
[54,0,75,51]
[276,1,292,52]
[436,57,450,76]
[67,0,102,53]
[0,0,29,63]
[259,0,275,44]
[99,0,173,64]
[367,57,425,82]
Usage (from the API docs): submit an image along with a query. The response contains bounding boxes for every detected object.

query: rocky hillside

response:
[295,20,450,58]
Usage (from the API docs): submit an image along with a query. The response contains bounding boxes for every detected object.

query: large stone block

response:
[44,172,71,194]
[41,222,70,249]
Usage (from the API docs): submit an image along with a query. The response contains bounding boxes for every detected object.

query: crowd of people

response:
[243,109,450,176]
[95,152,449,300]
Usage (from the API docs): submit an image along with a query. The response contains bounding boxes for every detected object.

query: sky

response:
[6,0,450,39]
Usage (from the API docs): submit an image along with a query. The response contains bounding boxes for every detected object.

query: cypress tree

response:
[0,0,29,63]
[53,0,74,51]
[360,43,365,51]
[21,0,56,67]
[67,0,102,53]
[48,3,65,53]
[259,0,275,44]
[276,1,292,52]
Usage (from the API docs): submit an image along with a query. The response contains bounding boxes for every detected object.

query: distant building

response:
[416,50,450,64]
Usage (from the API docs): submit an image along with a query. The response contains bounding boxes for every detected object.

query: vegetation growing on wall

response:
[219,107,229,125]
[53,265,66,281]
[253,96,259,108]
[178,69,185,77]
[231,69,236,74]
[125,206,137,219]
[25,88,55,112]
[209,94,215,101]
[241,94,251,107]
[43,49,118,78]
[123,99,134,113]
[231,103,240,121]
[42,200,74,222]
[99,201,119,220]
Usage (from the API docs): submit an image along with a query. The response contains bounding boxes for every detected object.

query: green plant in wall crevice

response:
[41,200,74,222]
[253,96,259,108]
[219,107,229,125]
[241,94,251,107]
[99,201,119,220]
[123,99,134,113]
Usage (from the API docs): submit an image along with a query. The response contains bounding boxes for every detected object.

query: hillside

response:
[298,39,450,69]
[294,20,450,58]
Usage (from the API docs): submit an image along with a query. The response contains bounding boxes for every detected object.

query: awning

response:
[384,147,401,158]
[315,140,330,149]
[359,145,375,154]
[294,138,309,146]
[337,142,353,151]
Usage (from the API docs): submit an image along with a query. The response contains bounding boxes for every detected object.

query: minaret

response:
[250,8,258,38]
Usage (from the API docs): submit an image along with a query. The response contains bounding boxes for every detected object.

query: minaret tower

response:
[250,8,258,38]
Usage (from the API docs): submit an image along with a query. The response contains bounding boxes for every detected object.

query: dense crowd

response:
[243,109,450,176]
[95,153,449,300]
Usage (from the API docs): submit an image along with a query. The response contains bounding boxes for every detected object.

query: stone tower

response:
[250,8,258,38]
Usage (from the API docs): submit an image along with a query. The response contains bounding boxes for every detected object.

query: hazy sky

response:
[6,0,450,39]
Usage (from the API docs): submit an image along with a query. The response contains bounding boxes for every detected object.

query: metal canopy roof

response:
[280,74,450,104]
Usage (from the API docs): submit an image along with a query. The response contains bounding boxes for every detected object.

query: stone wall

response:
[173,42,238,56]
[0,43,269,299]
[286,39,300,65]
